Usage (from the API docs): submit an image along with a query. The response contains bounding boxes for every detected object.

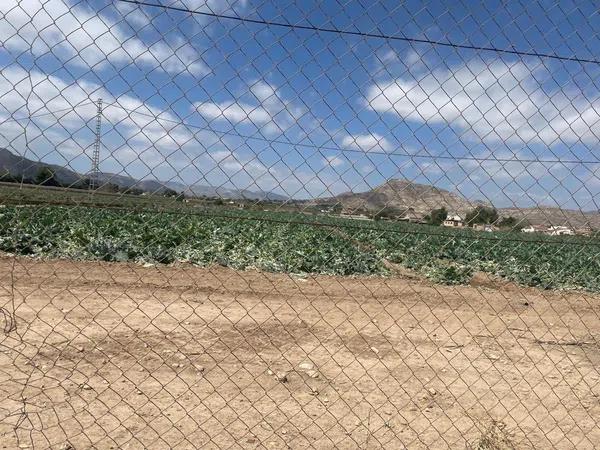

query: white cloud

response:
[0,65,344,198]
[323,155,345,167]
[365,58,600,146]
[113,2,153,28]
[405,49,422,66]
[194,101,272,125]
[206,149,259,173]
[173,0,248,12]
[0,0,206,75]
[0,65,201,170]
[359,164,374,174]
[379,49,400,64]
[114,0,248,29]
[195,147,366,199]
[342,133,392,153]
[200,148,345,198]
[193,81,306,136]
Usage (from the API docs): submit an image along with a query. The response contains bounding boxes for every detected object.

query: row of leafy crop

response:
[296,211,600,290]
[0,206,385,276]
[355,227,600,291]
[1,205,599,292]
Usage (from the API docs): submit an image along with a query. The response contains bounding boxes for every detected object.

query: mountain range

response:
[0,148,287,201]
[2,148,599,227]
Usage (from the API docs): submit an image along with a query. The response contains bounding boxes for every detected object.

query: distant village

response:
[181,197,595,237]
[438,214,588,236]
[327,207,594,236]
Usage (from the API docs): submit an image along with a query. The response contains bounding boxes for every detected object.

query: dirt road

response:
[1,256,599,449]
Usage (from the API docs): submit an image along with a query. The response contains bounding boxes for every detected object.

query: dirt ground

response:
[1,255,599,449]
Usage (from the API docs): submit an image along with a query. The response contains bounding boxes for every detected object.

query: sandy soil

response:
[1,255,599,449]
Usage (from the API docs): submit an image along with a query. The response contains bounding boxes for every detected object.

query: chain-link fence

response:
[1,0,600,448]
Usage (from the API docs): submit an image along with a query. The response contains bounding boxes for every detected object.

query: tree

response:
[35,166,59,187]
[425,207,448,226]
[157,188,183,201]
[466,206,498,225]
[330,203,343,213]
[498,216,517,228]
[498,216,527,231]
[163,188,179,197]
[372,206,402,220]
[0,170,19,183]
[100,183,120,193]
[75,178,92,190]
[128,187,144,196]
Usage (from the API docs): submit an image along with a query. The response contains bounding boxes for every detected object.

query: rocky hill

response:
[304,178,600,227]
[306,179,486,216]
[497,206,600,229]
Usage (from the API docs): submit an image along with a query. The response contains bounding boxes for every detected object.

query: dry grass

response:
[470,421,516,450]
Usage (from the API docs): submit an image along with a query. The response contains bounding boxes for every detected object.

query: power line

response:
[0,101,95,125]
[5,100,600,166]
[116,0,600,66]
[104,102,600,166]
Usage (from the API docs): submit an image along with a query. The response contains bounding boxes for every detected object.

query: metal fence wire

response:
[2,0,600,448]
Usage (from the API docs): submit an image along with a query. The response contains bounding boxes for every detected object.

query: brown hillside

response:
[498,206,600,229]
[308,179,485,216]
[305,178,600,227]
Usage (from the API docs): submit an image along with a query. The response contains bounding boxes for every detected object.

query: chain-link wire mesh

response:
[1,0,600,448]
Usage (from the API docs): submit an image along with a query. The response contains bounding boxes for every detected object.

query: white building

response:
[443,214,464,228]
[547,225,574,236]
[473,224,495,232]
[521,225,546,233]
[340,212,371,221]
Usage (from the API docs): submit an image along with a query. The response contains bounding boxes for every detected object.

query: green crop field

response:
[1,204,599,292]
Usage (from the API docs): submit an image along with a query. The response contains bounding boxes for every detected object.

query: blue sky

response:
[1,0,600,210]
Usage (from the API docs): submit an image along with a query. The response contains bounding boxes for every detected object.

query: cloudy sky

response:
[1,0,600,209]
